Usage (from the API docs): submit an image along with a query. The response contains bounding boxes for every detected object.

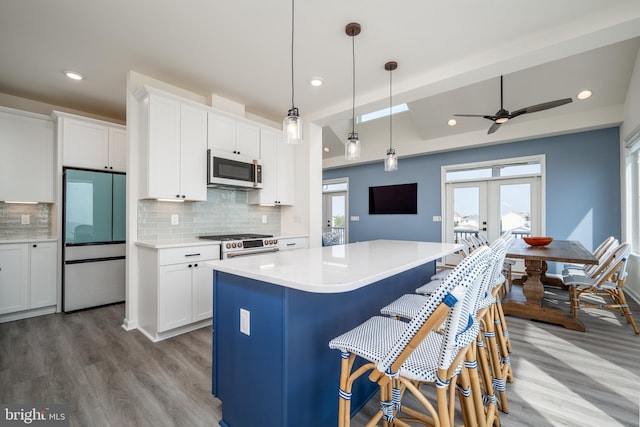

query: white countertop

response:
[136,238,221,249]
[0,237,58,244]
[204,240,461,294]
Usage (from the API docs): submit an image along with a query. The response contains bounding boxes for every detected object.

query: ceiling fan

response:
[454,75,573,134]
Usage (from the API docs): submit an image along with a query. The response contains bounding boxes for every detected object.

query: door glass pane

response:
[499,183,531,238]
[65,170,113,244]
[453,187,479,242]
[330,194,346,244]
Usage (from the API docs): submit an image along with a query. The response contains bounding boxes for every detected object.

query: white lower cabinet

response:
[0,242,57,321]
[138,243,219,341]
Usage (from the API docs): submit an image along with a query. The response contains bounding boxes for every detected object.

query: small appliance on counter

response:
[199,233,277,259]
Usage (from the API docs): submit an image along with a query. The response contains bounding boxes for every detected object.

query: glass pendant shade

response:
[384,148,398,171]
[345,132,361,160]
[283,107,303,144]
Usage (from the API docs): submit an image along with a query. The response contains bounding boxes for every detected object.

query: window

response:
[445,158,541,183]
[357,103,408,124]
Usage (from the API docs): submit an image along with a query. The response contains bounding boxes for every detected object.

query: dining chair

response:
[328,245,491,427]
[564,242,638,334]
[562,236,618,278]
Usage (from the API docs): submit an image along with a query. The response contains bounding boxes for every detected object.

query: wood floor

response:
[1,286,639,427]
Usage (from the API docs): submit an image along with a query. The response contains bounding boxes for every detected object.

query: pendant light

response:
[283,0,302,144]
[384,61,398,171]
[345,22,361,160]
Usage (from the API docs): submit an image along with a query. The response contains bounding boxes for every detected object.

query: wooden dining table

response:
[503,239,598,331]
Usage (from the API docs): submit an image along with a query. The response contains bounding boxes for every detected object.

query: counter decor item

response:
[523,236,553,246]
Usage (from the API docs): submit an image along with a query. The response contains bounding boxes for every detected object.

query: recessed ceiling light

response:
[577,90,592,100]
[447,119,457,126]
[323,147,330,152]
[310,77,324,87]
[64,70,84,81]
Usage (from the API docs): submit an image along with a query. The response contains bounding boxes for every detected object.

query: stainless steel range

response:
[199,233,278,259]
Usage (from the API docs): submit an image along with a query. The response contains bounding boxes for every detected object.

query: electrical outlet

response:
[171,214,179,225]
[433,215,442,222]
[350,216,360,221]
[262,215,267,224]
[21,215,30,225]
[240,309,250,336]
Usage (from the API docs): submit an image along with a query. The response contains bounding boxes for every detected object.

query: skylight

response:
[357,103,408,124]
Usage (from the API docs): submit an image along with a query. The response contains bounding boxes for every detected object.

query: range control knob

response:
[238,242,243,248]
[274,239,278,245]
[226,243,231,249]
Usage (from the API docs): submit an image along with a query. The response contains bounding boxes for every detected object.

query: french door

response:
[444,176,542,270]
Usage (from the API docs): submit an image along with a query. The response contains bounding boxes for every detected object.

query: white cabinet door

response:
[276,141,294,205]
[145,93,182,199]
[179,104,208,202]
[235,121,260,159]
[29,242,57,309]
[140,90,207,201]
[108,127,127,172]
[208,112,236,154]
[192,263,213,322]
[0,244,29,314]
[0,109,55,202]
[207,112,260,160]
[158,264,193,332]
[62,117,110,170]
[249,128,294,205]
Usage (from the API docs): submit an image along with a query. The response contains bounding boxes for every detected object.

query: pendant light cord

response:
[389,67,393,150]
[290,0,295,108]
[351,34,356,133]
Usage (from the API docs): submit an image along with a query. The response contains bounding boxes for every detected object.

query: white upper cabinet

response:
[208,112,260,160]
[0,107,55,203]
[56,111,126,172]
[248,128,294,206]
[137,87,207,202]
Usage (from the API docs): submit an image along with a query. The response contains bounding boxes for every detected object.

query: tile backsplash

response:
[0,203,55,240]
[137,188,281,241]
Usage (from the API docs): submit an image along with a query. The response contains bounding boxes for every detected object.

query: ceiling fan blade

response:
[511,98,573,116]
[454,114,497,121]
[488,122,501,134]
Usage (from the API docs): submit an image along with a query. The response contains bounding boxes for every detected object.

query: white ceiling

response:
[1,1,639,161]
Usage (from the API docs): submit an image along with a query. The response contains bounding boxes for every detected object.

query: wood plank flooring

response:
[1,287,639,426]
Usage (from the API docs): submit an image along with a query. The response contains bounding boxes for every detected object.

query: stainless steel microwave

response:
[207,149,263,190]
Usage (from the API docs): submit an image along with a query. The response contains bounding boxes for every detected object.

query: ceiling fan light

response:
[495,117,509,124]
[345,132,361,160]
[577,90,592,100]
[447,119,457,126]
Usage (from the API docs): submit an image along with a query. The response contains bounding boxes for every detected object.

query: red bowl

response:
[523,237,553,246]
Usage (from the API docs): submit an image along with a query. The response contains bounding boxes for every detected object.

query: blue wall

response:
[323,127,621,251]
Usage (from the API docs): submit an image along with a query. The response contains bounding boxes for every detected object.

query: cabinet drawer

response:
[158,245,220,265]
[278,237,308,251]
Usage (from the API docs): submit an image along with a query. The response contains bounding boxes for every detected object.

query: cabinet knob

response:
[194,263,198,267]
[176,194,180,198]
[188,264,192,268]
[110,166,113,170]
[182,195,186,199]
[33,244,37,248]
[104,166,108,169]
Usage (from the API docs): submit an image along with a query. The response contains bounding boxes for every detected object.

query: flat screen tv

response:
[369,183,418,215]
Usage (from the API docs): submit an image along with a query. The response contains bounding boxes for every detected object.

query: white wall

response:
[621,47,640,301]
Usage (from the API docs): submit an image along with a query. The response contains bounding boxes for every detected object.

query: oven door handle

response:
[226,247,279,258]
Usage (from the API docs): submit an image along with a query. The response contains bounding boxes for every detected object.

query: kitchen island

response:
[205,240,460,427]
